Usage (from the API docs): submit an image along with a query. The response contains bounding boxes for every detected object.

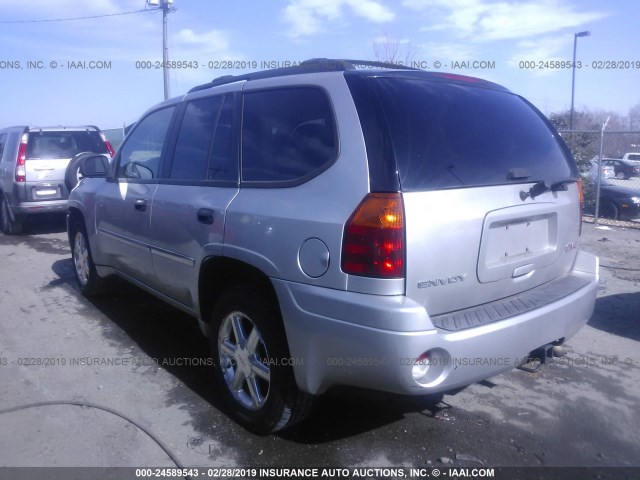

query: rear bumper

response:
[274,250,598,396]
[12,200,68,220]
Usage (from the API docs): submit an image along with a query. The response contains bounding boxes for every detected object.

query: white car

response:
[585,159,615,182]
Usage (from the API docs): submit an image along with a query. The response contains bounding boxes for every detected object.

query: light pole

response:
[147,0,173,100]
[161,0,172,100]
[569,30,590,130]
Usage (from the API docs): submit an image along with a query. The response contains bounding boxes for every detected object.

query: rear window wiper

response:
[520,178,576,200]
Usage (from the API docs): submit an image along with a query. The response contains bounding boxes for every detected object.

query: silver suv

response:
[0,125,114,234]
[67,59,599,433]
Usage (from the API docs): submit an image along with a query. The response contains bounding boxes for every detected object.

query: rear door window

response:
[0,133,6,161]
[170,96,223,181]
[241,87,337,184]
[169,94,236,182]
[368,78,574,191]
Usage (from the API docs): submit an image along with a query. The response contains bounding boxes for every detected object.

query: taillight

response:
[341,193,405,278]
[577,178,584,236]
[15,133,28,183]
[99,130,115,158]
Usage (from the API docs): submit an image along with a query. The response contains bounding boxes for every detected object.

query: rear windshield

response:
[26,130,108,159]
[368,78,574,191]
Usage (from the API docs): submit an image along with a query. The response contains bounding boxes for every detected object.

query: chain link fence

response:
[559,130,640,226]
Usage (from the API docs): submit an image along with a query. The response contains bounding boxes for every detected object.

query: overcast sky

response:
[0,0,637,129]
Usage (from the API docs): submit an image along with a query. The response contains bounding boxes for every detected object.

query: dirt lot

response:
[0,217,638,475]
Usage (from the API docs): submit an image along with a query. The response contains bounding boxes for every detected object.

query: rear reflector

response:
[341,193,405,278]
[15,133,28,182]
[577,179,584,236]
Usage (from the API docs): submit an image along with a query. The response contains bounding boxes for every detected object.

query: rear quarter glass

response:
[367,78,575,191]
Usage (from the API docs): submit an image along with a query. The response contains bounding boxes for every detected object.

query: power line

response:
[0,9,150,24]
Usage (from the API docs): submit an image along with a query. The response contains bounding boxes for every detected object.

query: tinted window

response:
[242,88,336,183]
[26,130,108,159]
[369,78,573,191]
[119,106,175,180]
[170,96,222,180]
[0,134,6,161]
[1,133,18,165]
[208,96,235,181]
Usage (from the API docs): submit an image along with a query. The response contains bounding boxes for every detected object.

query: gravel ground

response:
[0,217,638,475]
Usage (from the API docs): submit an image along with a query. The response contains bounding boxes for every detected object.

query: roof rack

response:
[188,58,419,93]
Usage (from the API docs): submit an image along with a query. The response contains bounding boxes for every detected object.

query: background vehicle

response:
[602,158,640,180]
[0,125,114,234]
[582,159,615,182]
[586,176,640,220]
[622,152,640,162]
[67,59,598,434]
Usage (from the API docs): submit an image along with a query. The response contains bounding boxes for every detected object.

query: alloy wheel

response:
[218,311,271,410]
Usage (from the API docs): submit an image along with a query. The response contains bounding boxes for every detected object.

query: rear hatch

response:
[351,74,581,318]
[25,128,109,201]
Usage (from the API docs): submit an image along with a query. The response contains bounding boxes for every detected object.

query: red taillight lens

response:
[341,193,405,278]
[15,133,28,183]
[577,178,584,236]
[99,130,115,158]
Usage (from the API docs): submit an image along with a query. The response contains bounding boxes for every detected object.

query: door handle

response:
[134,199,147,211]
[197,208,214,225]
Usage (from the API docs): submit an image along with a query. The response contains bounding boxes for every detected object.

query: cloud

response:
[507,34,574,76]
[417,42,479,61]
[408,0,607,41]
[283,0,395,37]
[174,29,231,53]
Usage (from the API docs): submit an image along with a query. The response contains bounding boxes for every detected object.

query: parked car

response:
[622,152,640,162]
[602,158,640,180]
[588,177,640,220]
[67,59,599,433]
[582,159,615,182]
[0,125,114,234]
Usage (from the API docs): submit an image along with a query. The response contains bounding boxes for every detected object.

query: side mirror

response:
[123,161,154,179]
[79,155,110,177]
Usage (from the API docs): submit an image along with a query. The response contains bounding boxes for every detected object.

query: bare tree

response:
[629,103,640,131]
[373,33,416,66]
[550,107,640,162]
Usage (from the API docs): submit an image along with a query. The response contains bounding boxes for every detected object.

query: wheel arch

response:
[198,256,281,327]
[66,206,85,244]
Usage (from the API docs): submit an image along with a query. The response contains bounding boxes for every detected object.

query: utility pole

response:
[162,0,171,100]
[147,0,173,100]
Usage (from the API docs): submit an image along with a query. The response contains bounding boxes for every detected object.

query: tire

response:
[1,196,22,235]
[65,152,97,192]
[70,221,106,296]
[210,284,313,434]
[616,171,625,180]
[600,201,619,220]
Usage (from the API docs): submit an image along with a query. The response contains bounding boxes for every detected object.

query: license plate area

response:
[478,205,558,283]
[30,185,62,200]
